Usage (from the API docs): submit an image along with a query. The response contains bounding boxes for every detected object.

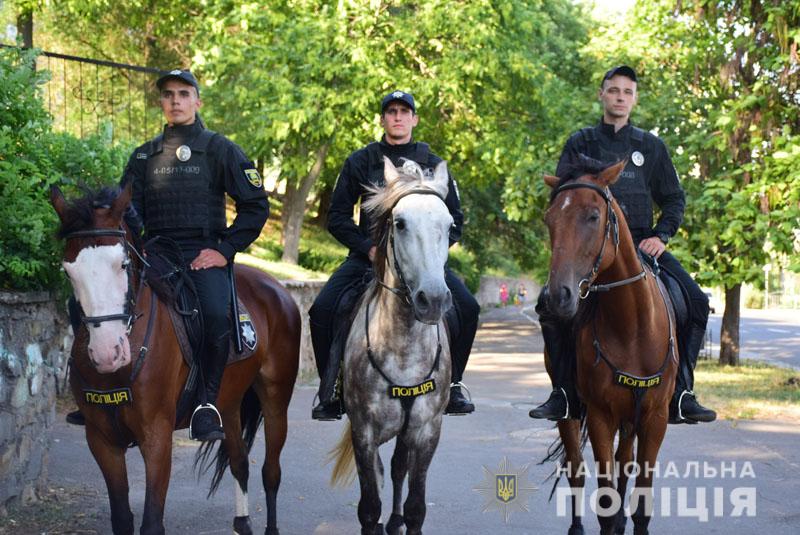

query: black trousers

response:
[538,251,709,394]
[179,240,231,399]
[309,254,479,384]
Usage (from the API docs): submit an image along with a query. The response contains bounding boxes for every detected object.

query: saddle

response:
[641,253,691,354]
[144,239,258,423]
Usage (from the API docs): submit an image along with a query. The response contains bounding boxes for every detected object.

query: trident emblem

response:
[496,474,516,503]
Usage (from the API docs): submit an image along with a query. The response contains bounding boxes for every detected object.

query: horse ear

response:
[50,185,68,221]
[383,156,400,185]
[111,181,133,220]
[598,160,627,185]
[430,160,450,198]
[543,174,559,189]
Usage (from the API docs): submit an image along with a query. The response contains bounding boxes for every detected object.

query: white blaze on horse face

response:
[560,193,572,211]
[63,243,132,373]
[392,193,453,323]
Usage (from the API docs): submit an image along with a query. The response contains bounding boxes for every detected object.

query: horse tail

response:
[328,420,356,487]
[538,412,588,501]
[194,386,264,497]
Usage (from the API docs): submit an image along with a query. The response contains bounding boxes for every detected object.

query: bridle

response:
[63,228,148,335]
[552,181,646,299]
[376,188,447,305]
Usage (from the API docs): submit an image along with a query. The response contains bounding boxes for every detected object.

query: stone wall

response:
[0,291,71,513]
[281,280,325,382]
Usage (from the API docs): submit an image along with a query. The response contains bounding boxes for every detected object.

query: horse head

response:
[543,159,627,319]
[364,157,453,324]
[51,183,136,373]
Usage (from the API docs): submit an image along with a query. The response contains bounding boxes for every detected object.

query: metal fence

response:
[2,45,165,144]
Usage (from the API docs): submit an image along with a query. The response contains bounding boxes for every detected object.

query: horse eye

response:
[587,210,600,223]
[395,218,406,231]
[121,259,130,270]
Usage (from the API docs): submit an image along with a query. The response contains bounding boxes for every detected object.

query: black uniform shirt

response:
[327,137,464,257]
[556,120,685,242]
[121,121,269,260]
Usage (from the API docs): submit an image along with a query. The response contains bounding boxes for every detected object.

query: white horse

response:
[330,157,454,535]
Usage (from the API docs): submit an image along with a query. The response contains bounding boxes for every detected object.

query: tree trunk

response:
[17,9,33,48]
[280,143,330,264]
[312,182,333,228]
[719,284,741,366]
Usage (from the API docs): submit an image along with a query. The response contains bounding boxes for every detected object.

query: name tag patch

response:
[83,387,133,406]
[614,371,662,389]
[389,379,436,399]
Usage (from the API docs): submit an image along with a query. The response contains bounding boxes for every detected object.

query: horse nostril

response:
[416,290,429,310]
[113,344,121,361]
[559,285,573,304]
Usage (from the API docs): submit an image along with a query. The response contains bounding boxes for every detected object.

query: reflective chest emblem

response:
[389,379,436,399]
[83,387,133,406]
[176,145,192,162]
[632,151,645,167]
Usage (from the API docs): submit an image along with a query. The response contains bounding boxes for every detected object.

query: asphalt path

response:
[706,308,800,369]
[14,306,800,534]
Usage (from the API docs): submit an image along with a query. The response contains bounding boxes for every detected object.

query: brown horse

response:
[542,160,678,535]
[50,183,300,535]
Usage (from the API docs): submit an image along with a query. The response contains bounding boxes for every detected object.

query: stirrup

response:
[558,387,570,420]
[190,403,223,440]
[450,381,473,401]
[676,389,691,421]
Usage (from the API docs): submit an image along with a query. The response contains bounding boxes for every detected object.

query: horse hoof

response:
[567,526,585,535]
[386,513,404,534]
[233,516,253,535]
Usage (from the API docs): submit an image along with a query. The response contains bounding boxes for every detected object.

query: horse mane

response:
[362,160,444,284]
[55,186,122,239]
[550,153,616,203]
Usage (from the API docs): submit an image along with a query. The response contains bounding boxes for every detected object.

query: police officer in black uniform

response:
[121,69,268,440]
[529,66,716,424]
[310,90,480,420]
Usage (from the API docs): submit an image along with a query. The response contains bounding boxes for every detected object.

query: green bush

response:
[448,247,481,294]
[0,47,128,291]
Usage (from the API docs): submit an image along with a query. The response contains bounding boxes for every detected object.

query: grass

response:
[693,359,800,421]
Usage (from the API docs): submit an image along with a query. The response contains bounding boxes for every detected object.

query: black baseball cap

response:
[601,65,637,86]
[381,90,415,113]
[156,69,200,95]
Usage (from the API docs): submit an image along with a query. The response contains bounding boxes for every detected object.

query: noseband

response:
[63,228,147,333]
[552,182,646,298]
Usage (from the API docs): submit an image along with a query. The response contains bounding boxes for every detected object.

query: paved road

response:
[9,306,800,534]
[706,308,800,369]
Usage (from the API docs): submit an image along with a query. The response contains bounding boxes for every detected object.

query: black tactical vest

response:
[581,126,653,237]
[143,129,226,236]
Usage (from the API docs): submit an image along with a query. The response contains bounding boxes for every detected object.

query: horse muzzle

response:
[87,327,132,373]
[547,283,579,320]
[412,287,452,325]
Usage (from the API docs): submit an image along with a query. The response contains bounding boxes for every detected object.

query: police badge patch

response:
[238,313,257,351]
[176,145,192,162]
[632,150,645,167]
[241,162,263,188]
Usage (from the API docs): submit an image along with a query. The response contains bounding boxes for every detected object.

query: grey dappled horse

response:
[330,157,454,535]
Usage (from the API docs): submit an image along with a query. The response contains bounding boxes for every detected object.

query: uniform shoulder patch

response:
[240,162,263,189]
[136,152,148,160]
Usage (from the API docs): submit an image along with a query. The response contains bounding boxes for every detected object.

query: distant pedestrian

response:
[499,283,509,307]
[517,284,527,308]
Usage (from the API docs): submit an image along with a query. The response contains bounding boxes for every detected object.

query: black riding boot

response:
[670,325,716,424]
[310,317,344,421]
[529,299,580,420]
[190,333,228,441]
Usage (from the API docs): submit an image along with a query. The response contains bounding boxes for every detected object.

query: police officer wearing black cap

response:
[120,69,268,440]
[529,65,716,425]
[309,90,480,420]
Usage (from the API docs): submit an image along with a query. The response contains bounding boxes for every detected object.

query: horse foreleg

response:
[86,425,134,535]
[352,428,383,535]
[613,428,636,534]
[259,379,291,535]
[386,437,409,535]
[631,416,668,535]
[557,419,586,535]
[403,420,442,535]
[138,420,174,535]
[587,409,618,535]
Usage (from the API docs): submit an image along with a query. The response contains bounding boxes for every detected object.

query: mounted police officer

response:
[310,90,480,420]
[120,69,268,440]
[529,65,716,425]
